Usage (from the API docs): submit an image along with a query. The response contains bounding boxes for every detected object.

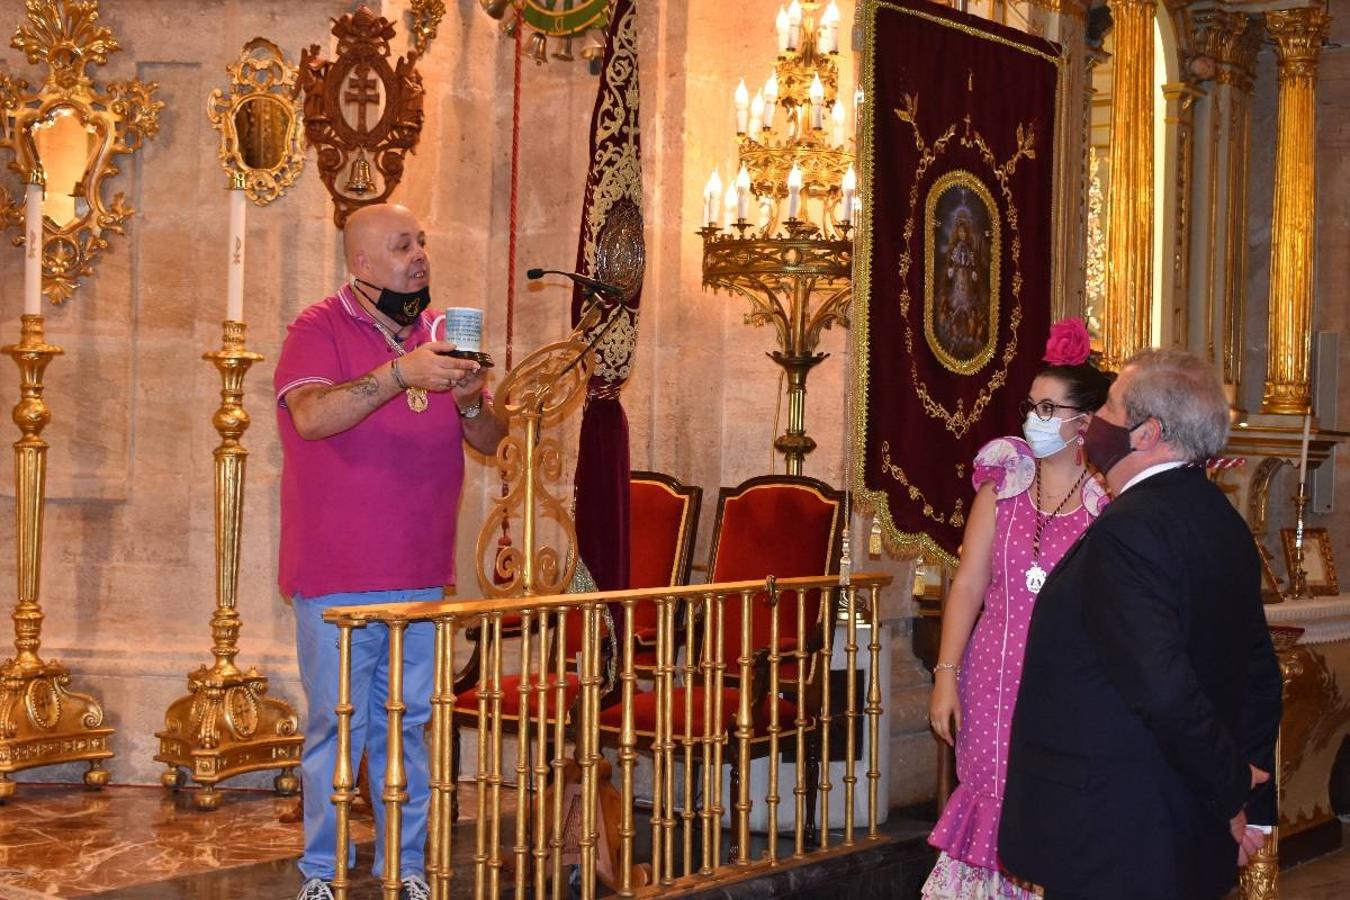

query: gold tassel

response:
[867,518,883,559]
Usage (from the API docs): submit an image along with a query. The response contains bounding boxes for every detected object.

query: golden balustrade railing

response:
[323,571,891,900]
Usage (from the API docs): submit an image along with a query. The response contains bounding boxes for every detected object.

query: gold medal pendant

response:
[406,387,428,413]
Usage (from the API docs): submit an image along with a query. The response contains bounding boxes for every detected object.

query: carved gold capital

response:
[1267,6,1331,83]
[1028,0,1089,20]
[1102,0,1156,370]
[1190,10,1262,92]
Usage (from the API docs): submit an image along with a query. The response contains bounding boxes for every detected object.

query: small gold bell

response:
[552,36,575,61]
[500,15,518,37]
[345,151,374,196]
[480,0,511,19]
[526,31,548,65]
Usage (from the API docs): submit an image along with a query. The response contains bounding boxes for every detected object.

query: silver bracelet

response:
[457,396,483,419]
[390,359,410,390]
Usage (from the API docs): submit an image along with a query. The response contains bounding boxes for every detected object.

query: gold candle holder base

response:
[154,321,300,810]
[0,315,113,801]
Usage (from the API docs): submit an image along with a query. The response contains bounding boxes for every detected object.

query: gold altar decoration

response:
[0,313,112,799]
[0,0,162,304]
[474,304,603,597]
[1100,0,1154,371]
[206,38,306,206]
[700,0,853,475]
[409,0,446,55]
[1261,4,1330,416]
[154,321,301,811]
[478,0,612,69]
[298,5,426,228]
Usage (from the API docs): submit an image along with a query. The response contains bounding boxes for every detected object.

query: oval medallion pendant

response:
[1025,563,1047,595]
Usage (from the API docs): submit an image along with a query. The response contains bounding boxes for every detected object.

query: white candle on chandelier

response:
[820,1,841,54]
[226,183,247,323]
[841,165,857,223]
[787,163,803,220]
[831,100,847,147]
[704,170,723,226]
[776,6,790,54]
[750,90,765,135]
[723,182,738,230]
[23,178,42,316]
[764,71,779,129]
[787,0,802,51]
[809,74,825,130]
[736,165,751,221]
[734,79,750,134]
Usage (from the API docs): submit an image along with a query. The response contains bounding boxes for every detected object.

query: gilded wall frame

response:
[206,38,305,206]
[923,169,1000,375]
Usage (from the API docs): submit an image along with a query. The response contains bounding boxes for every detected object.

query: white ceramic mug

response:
[428,307,483,352]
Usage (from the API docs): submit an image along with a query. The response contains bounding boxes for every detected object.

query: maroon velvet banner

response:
[854,1,1060,564]
[569,0,643,592]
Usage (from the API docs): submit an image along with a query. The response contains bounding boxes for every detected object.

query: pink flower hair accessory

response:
[1043,317,1093,366]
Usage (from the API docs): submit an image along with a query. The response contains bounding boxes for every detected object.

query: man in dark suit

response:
[999,349,1282,899]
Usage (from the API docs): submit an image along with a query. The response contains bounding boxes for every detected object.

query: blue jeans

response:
[293,588,440,881]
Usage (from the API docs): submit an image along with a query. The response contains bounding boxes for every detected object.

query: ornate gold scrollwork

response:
[206,38,305,206]
[409,0,447,55]
[0,0,162,304]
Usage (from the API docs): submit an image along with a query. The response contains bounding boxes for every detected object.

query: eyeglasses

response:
[1019,398,1084,422]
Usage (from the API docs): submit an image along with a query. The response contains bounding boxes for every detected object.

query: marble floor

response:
[0,784,1344,898]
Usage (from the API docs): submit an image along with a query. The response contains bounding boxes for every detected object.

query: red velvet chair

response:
[628,470,701,673]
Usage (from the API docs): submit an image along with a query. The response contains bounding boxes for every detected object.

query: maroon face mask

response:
[1082,415,1141,476]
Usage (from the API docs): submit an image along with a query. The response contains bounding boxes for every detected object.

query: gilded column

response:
[1102,0,1156,370]
[1188,9,1262,412]
[1262,4,1330,415]
[1027,0,1092,320]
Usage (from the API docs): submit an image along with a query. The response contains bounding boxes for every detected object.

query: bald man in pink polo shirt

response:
[275,204,505,900]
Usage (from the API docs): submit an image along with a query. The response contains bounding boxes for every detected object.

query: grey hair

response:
[1120,348,1230,461]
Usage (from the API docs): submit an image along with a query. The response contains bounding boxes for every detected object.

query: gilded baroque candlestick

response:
[1283,482,1311,602]
[155,321,301,811]
[0,315,113,800]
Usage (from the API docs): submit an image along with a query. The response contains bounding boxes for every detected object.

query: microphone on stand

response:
[526,267,626,302]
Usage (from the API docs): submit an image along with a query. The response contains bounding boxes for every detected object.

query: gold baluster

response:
[661,594,678,883]
[700,593,716,875]
[431,615,456,898]
[766,578,782,861]
[473,614,490,900]
[711,592,726,870]
[382,619,408,900]
[793,586,808,857]
[866,586,882,839]
[843,586,859,847]
[619,599,638,896]
[550,608,569,900]
[514,610,533,898]
[681,595,697,877]
[533,609,551,900]
[734,588,754,865]
[579,602,599,900]
[427,617,447,897]
[488,611,505,899]
[331,621,355,900]
[818,587,834,850]
[650,597,666,886]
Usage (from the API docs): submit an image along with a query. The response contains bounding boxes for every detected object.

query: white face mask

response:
[1022,412,1083,459]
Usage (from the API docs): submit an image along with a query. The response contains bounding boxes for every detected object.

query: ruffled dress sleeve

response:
[971,436,1035,500]
[1081,472,1109,518]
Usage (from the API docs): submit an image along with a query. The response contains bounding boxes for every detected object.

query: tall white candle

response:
[809,74,825,130]
[764,72,779,129]
[23,180,42,316]
[841,165,857,223]
[734,79,750,134]
[704,170,722,226]
[1298,411,1312,486]
[775,6,790,54]
[723,182,738,230]
[820,1,841,53]
[787,0,802,51]
[736,165,751,221]
[787,164,803,220]
[831,100,846,146]
[227,185,246,323]
[750,90,765,135]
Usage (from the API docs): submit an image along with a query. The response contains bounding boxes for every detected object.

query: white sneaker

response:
[401,874,431,900]
[296,877,334,900]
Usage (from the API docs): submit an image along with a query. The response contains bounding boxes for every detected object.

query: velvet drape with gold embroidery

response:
[853,0,1059,563]
[569,0,644,593]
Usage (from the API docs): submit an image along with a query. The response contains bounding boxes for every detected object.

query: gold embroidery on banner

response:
[879,441,966,529]
[850,0,1064,567]
[923,169,1001,375]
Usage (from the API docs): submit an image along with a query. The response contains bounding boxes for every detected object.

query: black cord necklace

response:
[1025,460,1089,595]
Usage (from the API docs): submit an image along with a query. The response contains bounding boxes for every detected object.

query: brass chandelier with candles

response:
[700,0,856,476]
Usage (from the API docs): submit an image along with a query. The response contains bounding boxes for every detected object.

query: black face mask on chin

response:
[354,278,430,328]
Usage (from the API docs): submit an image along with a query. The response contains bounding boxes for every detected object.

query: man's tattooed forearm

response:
[344,374,380,397]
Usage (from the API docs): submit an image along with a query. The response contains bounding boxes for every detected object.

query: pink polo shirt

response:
[274,285,465,598]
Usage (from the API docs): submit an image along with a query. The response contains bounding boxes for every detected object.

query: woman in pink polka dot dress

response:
[922,320,1113,899]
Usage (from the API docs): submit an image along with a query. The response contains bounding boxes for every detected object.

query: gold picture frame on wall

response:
[206,38,306,206]
[1281,527,1340,597]
[0,0,162,304]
